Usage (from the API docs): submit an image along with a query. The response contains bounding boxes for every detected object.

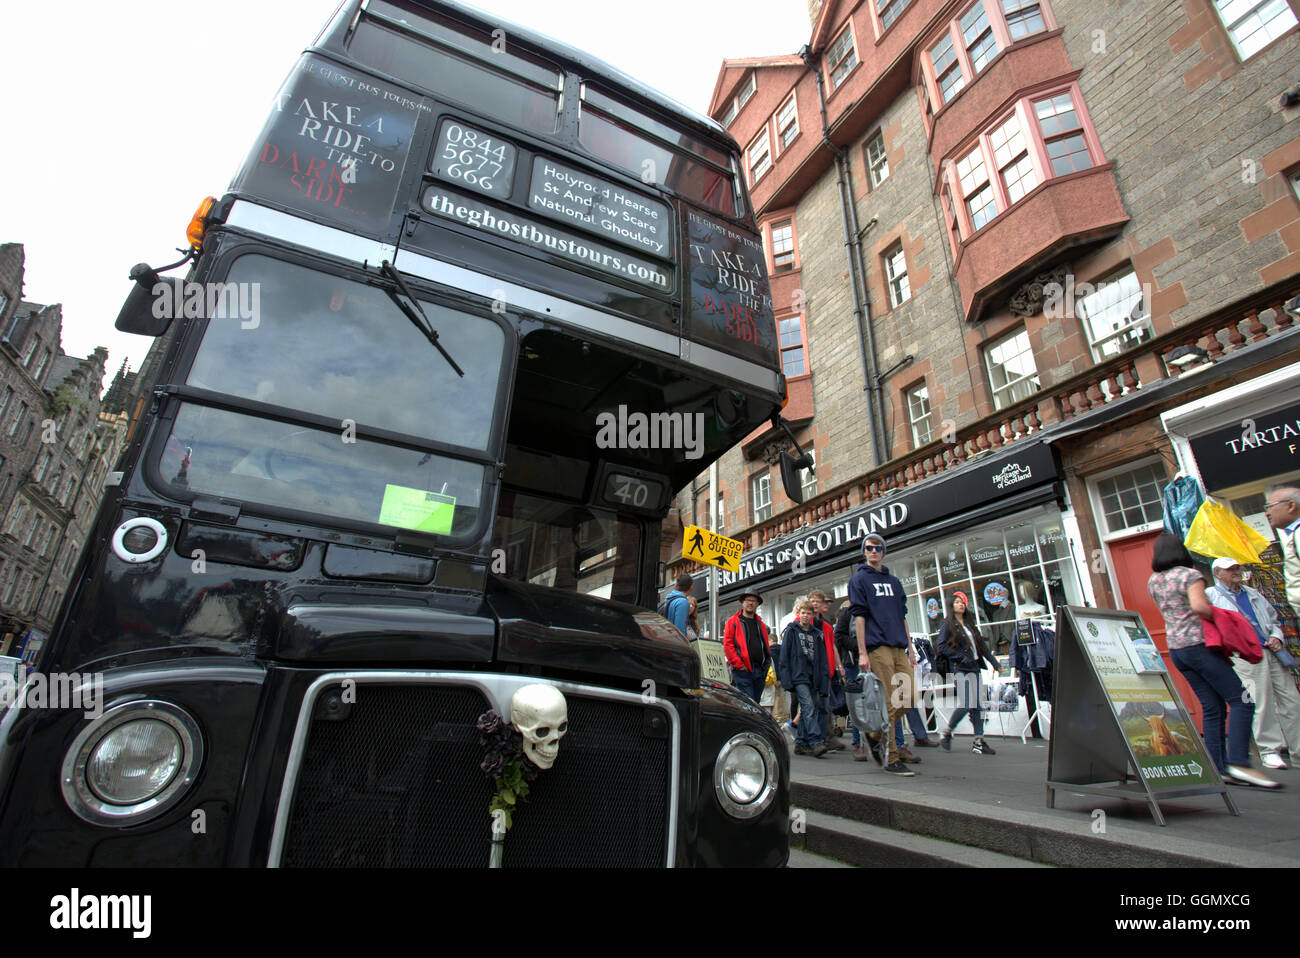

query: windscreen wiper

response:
[378,260,465,378]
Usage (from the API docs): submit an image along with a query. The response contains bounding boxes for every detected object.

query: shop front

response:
[693,442,1091,662]
[1160,360,1300,654]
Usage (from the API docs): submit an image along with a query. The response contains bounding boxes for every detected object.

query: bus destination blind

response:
[428,118,673,261]
[421,185,673,291]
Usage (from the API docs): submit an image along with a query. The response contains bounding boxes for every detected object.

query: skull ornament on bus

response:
[510,684,569,770]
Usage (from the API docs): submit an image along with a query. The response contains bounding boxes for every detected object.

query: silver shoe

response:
[1226,765,1282,789]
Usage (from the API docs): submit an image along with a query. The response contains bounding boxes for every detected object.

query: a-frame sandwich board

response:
[1046,606,1238,826]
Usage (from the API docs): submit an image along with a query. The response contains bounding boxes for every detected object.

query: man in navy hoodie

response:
[849,533,915,776]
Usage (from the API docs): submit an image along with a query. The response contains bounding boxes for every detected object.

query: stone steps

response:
[791,809,1051,867]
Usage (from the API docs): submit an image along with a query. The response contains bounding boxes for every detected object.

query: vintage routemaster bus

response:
[0,0,807,867]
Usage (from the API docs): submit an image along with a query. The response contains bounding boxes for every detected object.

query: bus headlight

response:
[61,701,204,826]
[713,732,777,819]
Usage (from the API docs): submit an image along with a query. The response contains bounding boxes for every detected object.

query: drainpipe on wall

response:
[800,44,885,467]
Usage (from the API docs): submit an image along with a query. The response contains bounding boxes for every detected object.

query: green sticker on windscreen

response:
[379,485,456,534]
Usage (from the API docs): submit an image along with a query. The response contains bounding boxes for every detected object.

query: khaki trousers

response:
[868,645,914,764]
[1232,650,1300,756]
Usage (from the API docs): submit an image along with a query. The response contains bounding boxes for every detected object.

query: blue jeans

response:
[844,662,862,745]
[895,709,930,744]
[1171,643,1254,772]
[946,671,985,737]
[792,682,827,747]
[731,668,765,705]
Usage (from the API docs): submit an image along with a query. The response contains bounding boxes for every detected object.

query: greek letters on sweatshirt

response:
[847,562,909,651]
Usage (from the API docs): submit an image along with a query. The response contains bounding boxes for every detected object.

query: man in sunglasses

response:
[1264,481,1300,618]
[848,533,915,776]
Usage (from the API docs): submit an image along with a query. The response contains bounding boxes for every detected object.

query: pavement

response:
[786,730,1300,867]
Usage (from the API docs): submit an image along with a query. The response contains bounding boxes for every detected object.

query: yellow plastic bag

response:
[766,665,776,687]
[1184,499,1271,564]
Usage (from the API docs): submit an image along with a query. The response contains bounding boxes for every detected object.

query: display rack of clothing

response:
[1011,616,1055,743]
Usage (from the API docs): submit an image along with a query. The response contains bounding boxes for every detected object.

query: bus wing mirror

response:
[114,264,179,337]
[779,451,813,506]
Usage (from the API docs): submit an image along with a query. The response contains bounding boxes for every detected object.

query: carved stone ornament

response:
[510,684,568,770]
[1008,266,1069,317]
[761,442,786,466]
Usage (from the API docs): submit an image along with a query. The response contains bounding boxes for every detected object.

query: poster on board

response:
[1071,611,1217,790]
[1047,607,1235,825]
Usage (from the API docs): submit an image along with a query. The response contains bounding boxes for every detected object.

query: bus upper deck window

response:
[350,15,561,135]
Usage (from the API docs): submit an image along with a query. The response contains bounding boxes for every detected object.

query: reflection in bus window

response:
[159,406,486,537]
[492,490,640,604]
[579,109,736,217]
[186,256,506,451]
[350,21,560,135]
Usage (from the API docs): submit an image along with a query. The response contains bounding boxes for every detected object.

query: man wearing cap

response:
[723,591,771,705]
[848,533,915,776]
[1264,481,1300,616]
[1207,556,1299,770]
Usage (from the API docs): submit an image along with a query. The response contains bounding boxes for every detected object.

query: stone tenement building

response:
[668,0,1300,722]
[0,244,127,654]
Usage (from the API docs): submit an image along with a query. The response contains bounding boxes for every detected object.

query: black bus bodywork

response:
[0,0,795,867]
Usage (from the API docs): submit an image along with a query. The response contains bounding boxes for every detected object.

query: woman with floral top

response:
[1147,533,1278,788]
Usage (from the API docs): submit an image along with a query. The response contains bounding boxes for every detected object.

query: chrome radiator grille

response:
[273,676,676,867]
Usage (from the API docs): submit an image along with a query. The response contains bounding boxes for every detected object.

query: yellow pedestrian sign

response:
[682,524,744,571]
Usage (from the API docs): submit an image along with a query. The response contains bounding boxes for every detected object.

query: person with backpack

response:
[936,590,1000,755]
[778,599,830,757]
[723,591,771,705]
[659,574,693,636]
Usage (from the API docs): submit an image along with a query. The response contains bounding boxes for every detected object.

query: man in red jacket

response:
[723,591,770,705]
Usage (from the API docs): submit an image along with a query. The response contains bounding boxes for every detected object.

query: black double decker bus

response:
[0,0,806,867]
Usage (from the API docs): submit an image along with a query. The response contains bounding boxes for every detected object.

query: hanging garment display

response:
[1162,475,1205,541]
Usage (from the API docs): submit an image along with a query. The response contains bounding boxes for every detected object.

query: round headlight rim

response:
[61,699,204,827]
[713,731,779,820]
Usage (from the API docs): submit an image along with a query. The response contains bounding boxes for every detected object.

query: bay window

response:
[991,113,1038,203]
[961,2,998,72]
[924,0,1052,111]
[931,33,965,104]
[1035,92,1093,176]
[942,87,1100,242]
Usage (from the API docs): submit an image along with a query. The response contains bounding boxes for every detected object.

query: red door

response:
[1108,531,1203,730]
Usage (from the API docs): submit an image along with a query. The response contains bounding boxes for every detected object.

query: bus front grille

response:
[276,680,673,867]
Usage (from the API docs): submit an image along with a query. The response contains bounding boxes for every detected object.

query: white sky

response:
[1,0,813,386]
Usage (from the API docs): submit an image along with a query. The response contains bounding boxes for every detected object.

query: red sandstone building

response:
[668,0,1300,723]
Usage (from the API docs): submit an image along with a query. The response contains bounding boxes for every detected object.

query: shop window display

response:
[893,514,1084,657]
